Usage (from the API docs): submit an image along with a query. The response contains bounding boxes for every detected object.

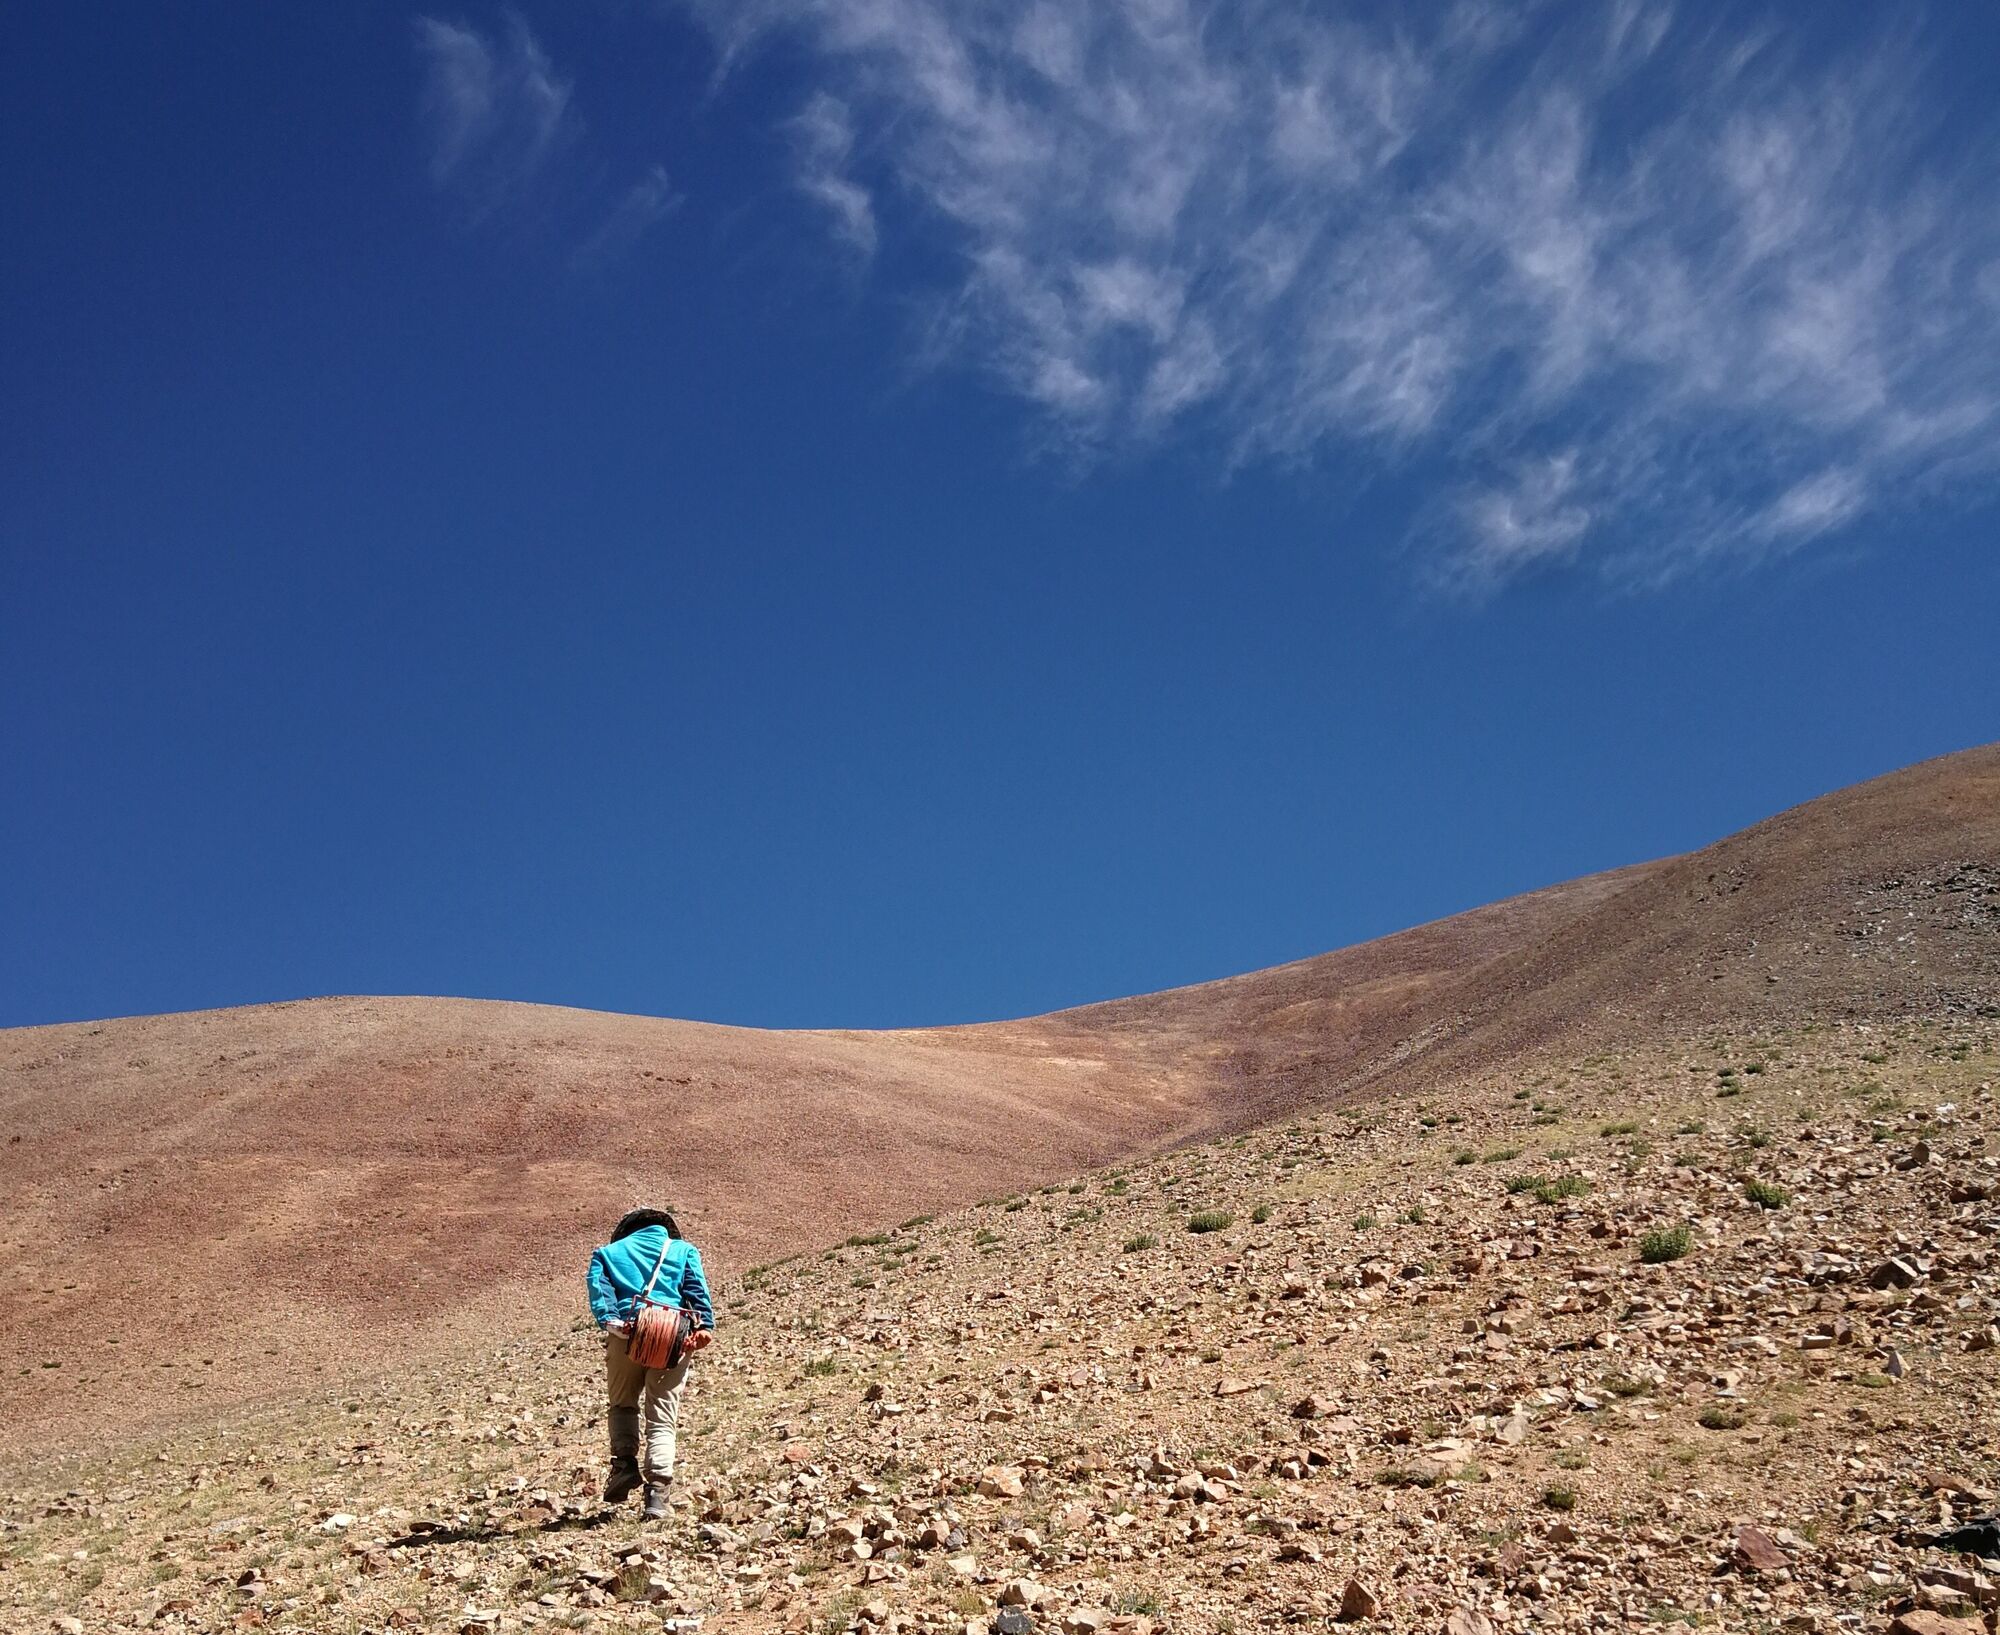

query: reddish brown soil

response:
[1072,741,2000,1108]
[2,743,1993,1448]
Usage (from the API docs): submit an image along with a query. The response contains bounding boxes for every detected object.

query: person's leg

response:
[639,1357,690,1517]
[603,1334,645,1502]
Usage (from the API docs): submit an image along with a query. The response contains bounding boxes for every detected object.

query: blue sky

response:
[3,2,1996,1030]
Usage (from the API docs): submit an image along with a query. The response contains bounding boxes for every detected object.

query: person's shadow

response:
[385,1507,622,1549]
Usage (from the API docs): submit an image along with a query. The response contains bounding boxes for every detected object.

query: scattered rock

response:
[1338,1578,1382,1620]
[15,1021,1999,1635]
[1732,1523,1789,1574]
[1888,1613,1987,1635]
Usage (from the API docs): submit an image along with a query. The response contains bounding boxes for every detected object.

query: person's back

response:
[588,1224,713,1332]
[587,1207,714,1518]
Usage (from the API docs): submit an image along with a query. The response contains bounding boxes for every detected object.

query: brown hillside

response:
[0,857,1582,1448]
[1373,739,2000,1088]
[0,1002,1199,1447]
[1069,742,2000,1107]
[1040,862,1658,1100]
[1,742,1993,1449]
[15,1016,1995,1635]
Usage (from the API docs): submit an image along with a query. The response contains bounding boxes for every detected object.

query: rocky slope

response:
[5,1020,1997,1634]
[1059,742,2000,1108]
[0,743,1994,1451]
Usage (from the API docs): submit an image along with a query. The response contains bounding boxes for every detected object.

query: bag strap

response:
[636,1231,674,1305]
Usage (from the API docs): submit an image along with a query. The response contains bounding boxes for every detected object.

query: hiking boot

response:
[602,1456,642,1504]
[642,1481,671,1521]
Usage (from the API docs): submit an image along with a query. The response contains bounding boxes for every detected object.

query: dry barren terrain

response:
[1,744,1997,1633]
[5,1020,1997,1635]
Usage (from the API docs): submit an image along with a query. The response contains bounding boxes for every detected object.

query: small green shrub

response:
[1123,1232,1157,1254]
[1453,1149,1477,1166]
[1640,1225,1693,1264]
[1742,1178,1789,1210]
[1187,1209,1235,1234]
[1698,1405,1747,1431]
[1531,1175,1591,1205]
[1541,1485,1578,1512]
[1251,1203,1273,1224]
[1600,1120,1639,1137]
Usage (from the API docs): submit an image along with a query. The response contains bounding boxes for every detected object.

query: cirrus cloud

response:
[415,14,677,270]
[415,14,575,214]
[673,0,2000,588]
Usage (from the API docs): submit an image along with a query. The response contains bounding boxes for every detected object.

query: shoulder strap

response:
[636,1231,674,1304]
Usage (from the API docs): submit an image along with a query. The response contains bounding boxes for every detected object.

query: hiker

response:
[587,1206,715,1519]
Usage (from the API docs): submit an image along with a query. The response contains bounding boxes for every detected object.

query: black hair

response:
[612,1207,680,1241]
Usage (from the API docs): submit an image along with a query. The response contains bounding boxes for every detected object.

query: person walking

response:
[586,1206,715,1519]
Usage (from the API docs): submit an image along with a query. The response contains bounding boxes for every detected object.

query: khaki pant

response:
[605,1333,691,1483]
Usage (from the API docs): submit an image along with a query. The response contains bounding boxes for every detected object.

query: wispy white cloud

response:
[673,1,2000,586]
[1761,468,1867,540]
[1601,0,1674,77]
[415,14,575,215]
[789,93,876,256]
[1447,452,1594,592]
[572,165,680,269]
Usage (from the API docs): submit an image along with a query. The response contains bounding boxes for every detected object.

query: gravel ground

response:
[6,1022,1998,1635]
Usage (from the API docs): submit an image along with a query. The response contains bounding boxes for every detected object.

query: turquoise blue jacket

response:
[587,1225,715,1331]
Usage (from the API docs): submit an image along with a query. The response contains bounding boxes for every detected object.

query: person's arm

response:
[586,1248,627,1332]
[679,1244,716,1332]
